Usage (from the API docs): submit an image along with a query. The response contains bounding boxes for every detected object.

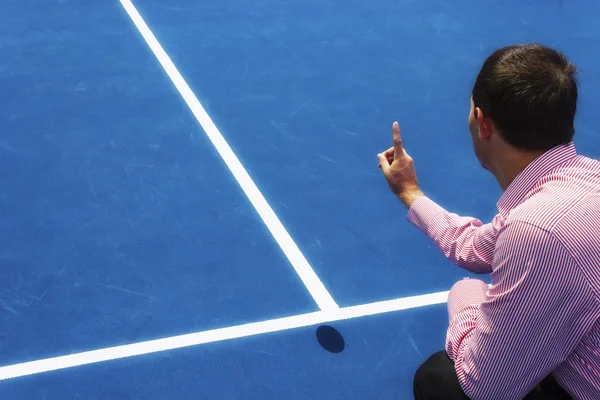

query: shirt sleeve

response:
[446,220,597,400]
[407,196,497,274]
[447,278,488,319]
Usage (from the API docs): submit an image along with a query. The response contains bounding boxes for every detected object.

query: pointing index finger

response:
[392,121,403,158]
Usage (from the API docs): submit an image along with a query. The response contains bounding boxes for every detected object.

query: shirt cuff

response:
[447,278,488,320]
[407,196,446,233]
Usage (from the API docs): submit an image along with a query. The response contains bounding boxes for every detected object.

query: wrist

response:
[398,188,425,208]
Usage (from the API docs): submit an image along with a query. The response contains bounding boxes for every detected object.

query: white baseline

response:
[119,0,338,311]
[0,290,449,381]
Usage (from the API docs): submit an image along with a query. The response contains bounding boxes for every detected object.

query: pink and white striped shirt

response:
[408,143,600,400]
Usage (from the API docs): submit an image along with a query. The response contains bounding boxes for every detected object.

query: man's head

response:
[468,44,578,180]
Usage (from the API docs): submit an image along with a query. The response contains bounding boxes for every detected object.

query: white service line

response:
[0,290,449,381]
[119,0,338,311]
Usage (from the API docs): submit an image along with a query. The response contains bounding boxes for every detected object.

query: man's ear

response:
[475,107,493,140]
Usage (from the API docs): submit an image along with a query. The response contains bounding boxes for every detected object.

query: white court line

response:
[0,290,449,381]
[118,0,338,311]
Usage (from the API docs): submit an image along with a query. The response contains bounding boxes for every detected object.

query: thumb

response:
[378,153,390,172]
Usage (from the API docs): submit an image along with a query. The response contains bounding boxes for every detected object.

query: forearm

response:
[407,196,494,274]
[398,188,425,208]
[447,279,488,320]
[445,279,487,364]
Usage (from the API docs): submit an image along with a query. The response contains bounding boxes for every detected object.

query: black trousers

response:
[414,351,572,400]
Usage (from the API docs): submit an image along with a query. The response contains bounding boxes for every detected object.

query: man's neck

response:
[493,147,545,191]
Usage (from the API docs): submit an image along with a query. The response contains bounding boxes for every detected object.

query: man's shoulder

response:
[507,154,600,233]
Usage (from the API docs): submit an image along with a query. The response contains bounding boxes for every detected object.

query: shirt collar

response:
[496,142,578,216]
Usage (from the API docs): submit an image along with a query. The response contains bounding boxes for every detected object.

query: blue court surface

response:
[1,0,600,398]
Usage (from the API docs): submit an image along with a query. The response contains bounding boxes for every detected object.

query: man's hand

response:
[377,122,424,208]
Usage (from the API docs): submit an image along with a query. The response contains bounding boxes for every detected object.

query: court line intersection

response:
[0,290,449,381]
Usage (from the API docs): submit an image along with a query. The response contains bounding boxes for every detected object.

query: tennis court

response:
[1,0,600,398]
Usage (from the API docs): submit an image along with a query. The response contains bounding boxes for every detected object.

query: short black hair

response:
[472,44,578,151]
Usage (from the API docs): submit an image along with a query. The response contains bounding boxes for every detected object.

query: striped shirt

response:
[407,143,600,400]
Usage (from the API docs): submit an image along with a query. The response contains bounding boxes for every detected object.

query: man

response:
[377,44,600,400]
